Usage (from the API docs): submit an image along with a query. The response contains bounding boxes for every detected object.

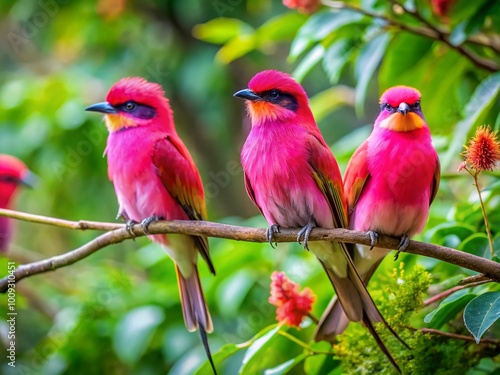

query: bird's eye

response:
[380,103,394,112]
[124,102,136,111]
[412,101,420,110]
[269,90,279,99]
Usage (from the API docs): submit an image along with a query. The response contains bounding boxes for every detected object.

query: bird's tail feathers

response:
[176,265,213,332]
[313,296,349,342]
[316,242,408,372]
[176,265,217,374]
[315,257,386,340]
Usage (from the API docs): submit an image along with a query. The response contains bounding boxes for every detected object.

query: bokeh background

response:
[0,0,499,374]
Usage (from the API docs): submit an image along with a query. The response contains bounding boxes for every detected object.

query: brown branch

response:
[458,274,494,285]
[424,279,493,306]
[1,213,500,292]
[405,326,500,345]
[0,208,123,231]
[321,0,499,72]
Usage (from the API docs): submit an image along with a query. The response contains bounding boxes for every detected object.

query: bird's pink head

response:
[0,155,33,208]
[376,86,426,132]
[234,70,313,126]
[86,77,173,133]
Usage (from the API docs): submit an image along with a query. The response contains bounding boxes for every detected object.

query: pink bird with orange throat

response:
[86,77,217,373]
[315,86,440,341]
[235,70,407,371]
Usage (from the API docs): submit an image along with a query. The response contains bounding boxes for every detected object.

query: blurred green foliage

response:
[0,0,500,374]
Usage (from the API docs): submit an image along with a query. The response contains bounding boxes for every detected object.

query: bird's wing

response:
[430,156,440,205]
[244,172,265,216]
[308,135,348,229]
[152,135,214,274]
[343,140,370,214]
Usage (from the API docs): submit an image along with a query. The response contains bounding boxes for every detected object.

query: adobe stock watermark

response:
[7,0,70,55]
[51,126,106,182]
[221,299,274,344]
[6,262,17,368]
[11,270,130,374]
[204,160,242,200]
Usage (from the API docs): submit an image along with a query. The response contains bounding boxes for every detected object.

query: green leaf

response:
[304,342,341,375]
[239,325,282,374]
[322,40,353,84]
[354,32,390,116]
[292,44,325,83]
[194,343,243,375]
[379,33,434,89]
[113,305,165,365]
[464,292,500,343]
[192,18,254,44]
[427,222,476,248]
[442,73,500,169]
[424,289,477,329]
[263,354,308,375]
[289,9,363,61]
[216,34,256,64]
[216,269,256,317]
[256,12,307,43]
[310,86,355,123]
[458,233,490,259]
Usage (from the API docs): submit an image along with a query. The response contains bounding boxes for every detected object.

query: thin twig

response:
[472,173,495,259]
[0,208,123,231]
[307,312,320,325]
[424,280,492,306]
[277,330,335,355]
[458,274,494,285]
[320,0,499,72]
[1,214,500,292]
[405,326,500,345]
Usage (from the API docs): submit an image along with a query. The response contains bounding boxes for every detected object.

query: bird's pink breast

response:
[106,127,187,243]
[352,128,437,236]
[242,122,333,228]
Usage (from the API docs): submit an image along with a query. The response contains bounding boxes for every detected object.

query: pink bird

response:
[0,155,35,252]
[235,70,406,371]
[86,77,216,372]
[315,86,440,340]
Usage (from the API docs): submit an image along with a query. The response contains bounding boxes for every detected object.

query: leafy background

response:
[0,0,499,374]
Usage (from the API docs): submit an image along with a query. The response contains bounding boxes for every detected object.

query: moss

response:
[333,264,483,374]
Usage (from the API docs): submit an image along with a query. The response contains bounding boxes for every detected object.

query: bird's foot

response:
[394,235,410,261]
[367,230,379,250]
[266,224,280,248]
[141,215,161,235]
[297,220,316,250]
[125,220,138,238]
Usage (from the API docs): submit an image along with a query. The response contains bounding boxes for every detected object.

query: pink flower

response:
[283,0,320,14]
[269,271,315,327]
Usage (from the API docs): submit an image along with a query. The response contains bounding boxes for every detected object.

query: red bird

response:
[235,70,406,371]
[315,86,440,340]
[0,155,35,252]
[86,77,216,372]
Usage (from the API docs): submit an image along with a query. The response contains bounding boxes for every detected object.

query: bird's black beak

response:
[20,170,37,188]
[397,102,410,116]
[233,89,261,102]
[85,102,118,114]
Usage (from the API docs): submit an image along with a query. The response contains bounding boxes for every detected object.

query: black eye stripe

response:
[0,175,20,184]
[117,101,156,119]
[260,90,298,112]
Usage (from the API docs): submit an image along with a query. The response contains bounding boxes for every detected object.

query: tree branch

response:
[423,279,492,307]
[321,0,499,72]
[404,326,500,345]
[0,208,122,231]
[1,211,500,292]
